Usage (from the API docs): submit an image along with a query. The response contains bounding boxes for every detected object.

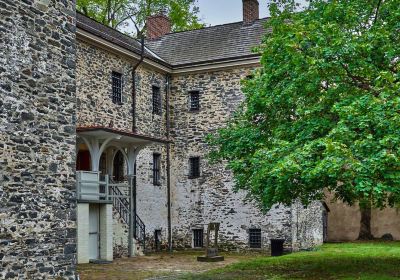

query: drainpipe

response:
[165,74,172,252]
[132,36,145,132]
[129,36,145,257]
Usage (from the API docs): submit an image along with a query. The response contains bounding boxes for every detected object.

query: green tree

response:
[76,0,204,36]
[209,0,400,240]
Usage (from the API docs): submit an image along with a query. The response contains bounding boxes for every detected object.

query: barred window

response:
[189,157,200,179]
[153,153,161,185]
[152,86,161,115]
[249,228,262,248]
[193,229,204,248]
[112,71,122,104]
[189,91,200,111]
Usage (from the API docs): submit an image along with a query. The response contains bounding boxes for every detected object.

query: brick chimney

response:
[146,14,171,40]
[243,0,259,24]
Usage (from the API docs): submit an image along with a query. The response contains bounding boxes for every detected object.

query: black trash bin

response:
[270,239,285,256]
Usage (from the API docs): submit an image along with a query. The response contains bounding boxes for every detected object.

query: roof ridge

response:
[149,17,270,40]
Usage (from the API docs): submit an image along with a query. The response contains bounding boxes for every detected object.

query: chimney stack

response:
[146,14,171,40]
[243,0,259,24]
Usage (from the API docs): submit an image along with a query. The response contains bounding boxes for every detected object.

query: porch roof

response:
[77,126,169,146]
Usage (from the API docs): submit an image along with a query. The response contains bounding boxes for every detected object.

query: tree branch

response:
[340,63,378,96]
[373,0,383,24]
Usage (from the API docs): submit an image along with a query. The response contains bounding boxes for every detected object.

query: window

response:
[112,71,122,104]
[152,86,161,115]
[189,91,200,111]
[189,157,200,178]
[193,229,204,248]
[154,230,162,251]
[249,228,262,248]
[153,153,161,185]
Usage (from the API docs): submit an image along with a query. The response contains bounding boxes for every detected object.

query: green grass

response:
[178,242,400,280]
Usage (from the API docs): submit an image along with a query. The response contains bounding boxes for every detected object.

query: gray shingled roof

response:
[76,12,268,68]
[145,19,268,66]
[76,12,168,66]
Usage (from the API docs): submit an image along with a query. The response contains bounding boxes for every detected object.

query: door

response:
[89,204,100,260]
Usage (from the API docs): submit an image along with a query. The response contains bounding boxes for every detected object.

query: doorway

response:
[113,150,124,182]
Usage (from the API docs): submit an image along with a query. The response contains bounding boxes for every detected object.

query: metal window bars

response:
[112,71,122,104]
[193,229,204,248]
[249,228,262,248]
[153,153,161,185]
[189,91,200,111]
[189,157,200,178]
[152,86,161,115]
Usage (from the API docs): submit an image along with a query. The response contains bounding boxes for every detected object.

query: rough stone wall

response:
[169,68,296,251]
[0,0,77,279]
[291,201,325,251]
[76,39,167,139]
[136,145,169,251]
[326,193,400,241]
[76,40,133,130]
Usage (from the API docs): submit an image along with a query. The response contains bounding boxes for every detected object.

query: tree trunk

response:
[358,204,374,240]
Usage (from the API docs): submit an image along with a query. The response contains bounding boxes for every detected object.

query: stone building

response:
[5,0,396,278]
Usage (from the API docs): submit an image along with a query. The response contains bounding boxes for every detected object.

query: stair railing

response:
[109,179,146,252]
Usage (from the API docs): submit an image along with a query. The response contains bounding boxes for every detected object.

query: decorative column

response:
[81,136,121,172]
[127,146,143,257]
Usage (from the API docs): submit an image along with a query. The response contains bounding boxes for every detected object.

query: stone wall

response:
[291,201,325,250]
[326,194,400,241]
[76,39,167,139]
[136,146,169,251]
[0,0,77,279]
[169,67,323,251]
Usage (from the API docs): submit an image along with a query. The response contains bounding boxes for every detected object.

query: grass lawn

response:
[178,242,400,280]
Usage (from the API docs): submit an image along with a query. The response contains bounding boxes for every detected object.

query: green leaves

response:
[209,0,400,210]
[76,0,204,36]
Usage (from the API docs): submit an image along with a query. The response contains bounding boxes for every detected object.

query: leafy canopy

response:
[209,0,400,211]
[76,0,204,36]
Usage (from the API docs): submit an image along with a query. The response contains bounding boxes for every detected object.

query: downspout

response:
[129,36,145,257]
[132,36,145,133]
[165,74,172,252]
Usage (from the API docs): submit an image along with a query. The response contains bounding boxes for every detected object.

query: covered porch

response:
[75,127,168,264]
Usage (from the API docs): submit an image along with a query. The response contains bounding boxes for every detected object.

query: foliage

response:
[76,0,204,36]
[209,0,400,211]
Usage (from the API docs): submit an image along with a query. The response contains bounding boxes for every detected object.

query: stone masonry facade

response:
[1,1,325,278]
[0,0,77,279]
[169,68,323,250]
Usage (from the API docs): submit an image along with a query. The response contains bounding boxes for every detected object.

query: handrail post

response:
[105,174,109,201]
[77,172,81,200]
[128,175,134,257]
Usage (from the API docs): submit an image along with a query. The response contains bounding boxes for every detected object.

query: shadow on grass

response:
[177,242,400,280]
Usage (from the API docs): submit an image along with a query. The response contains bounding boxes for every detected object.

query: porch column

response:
[77,203,89,264]
[99,203,113,261]
[127,146,143,257]
[81,136,121,172]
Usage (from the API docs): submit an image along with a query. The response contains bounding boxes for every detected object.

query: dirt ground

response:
[78,251,261,280]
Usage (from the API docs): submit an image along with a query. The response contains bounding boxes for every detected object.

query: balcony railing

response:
[76,171,130,202]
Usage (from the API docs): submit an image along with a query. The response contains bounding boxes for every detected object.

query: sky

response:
[197,0,308,26]
[197,0,270,26]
